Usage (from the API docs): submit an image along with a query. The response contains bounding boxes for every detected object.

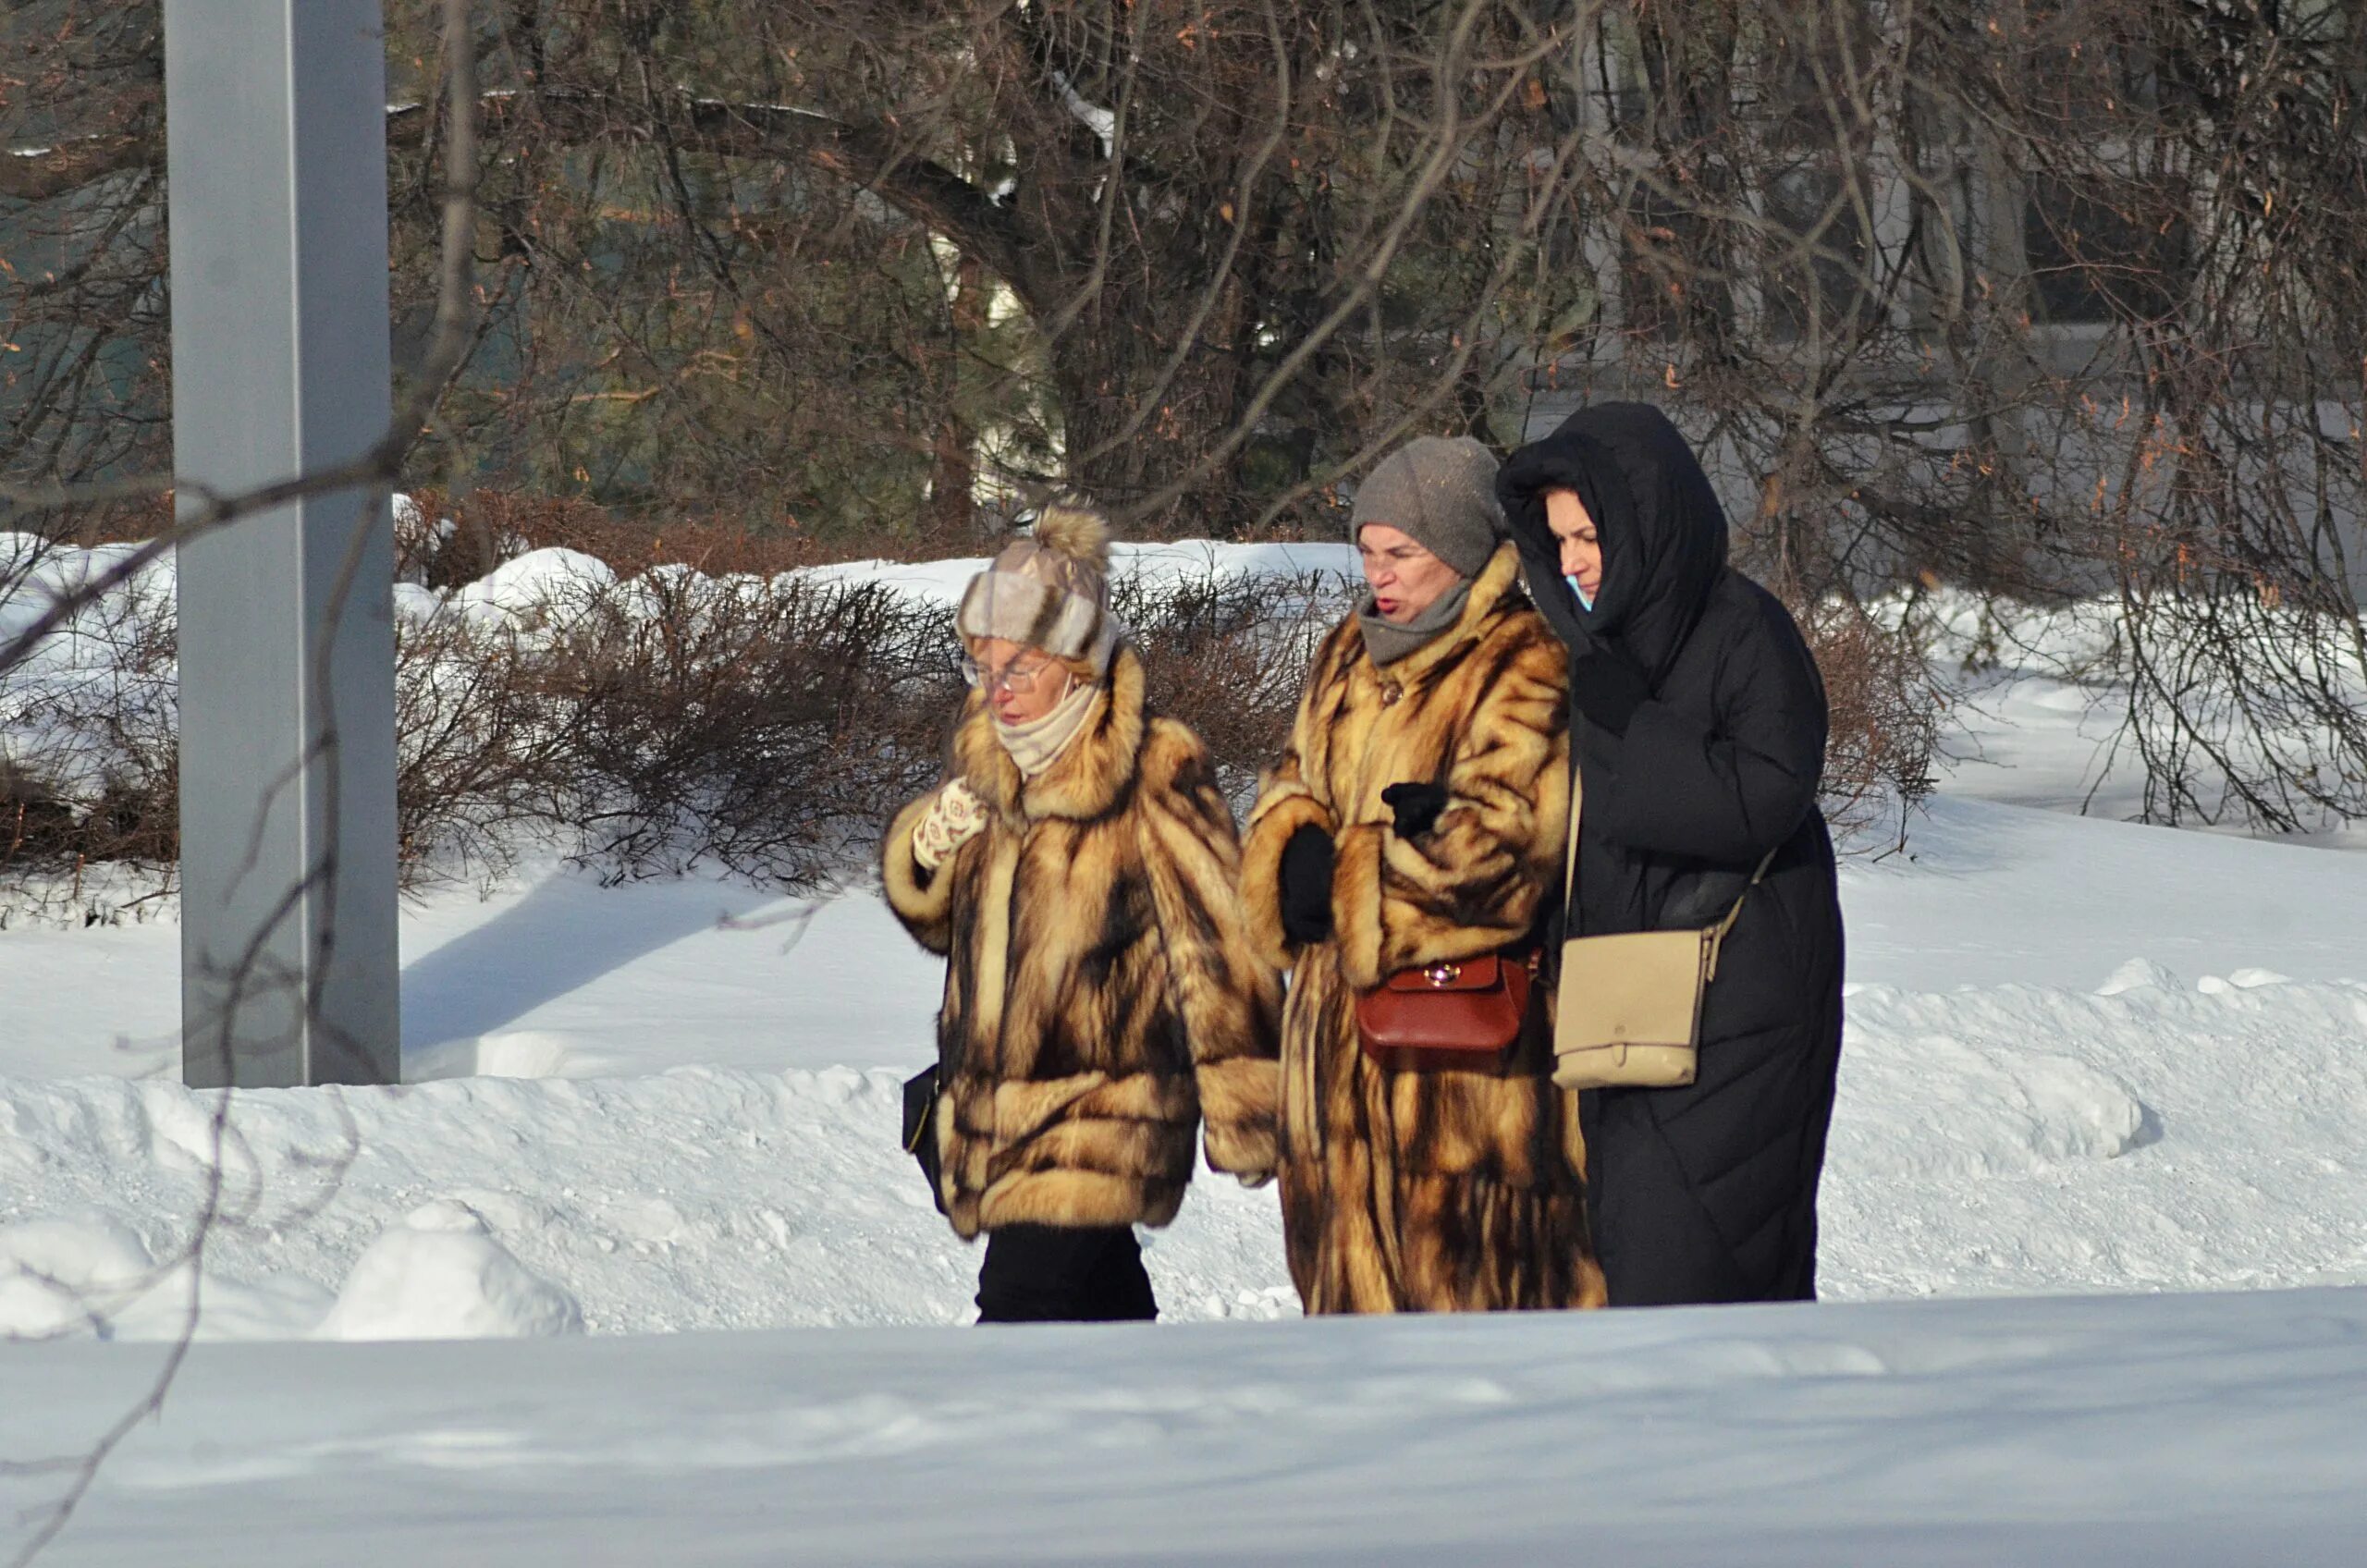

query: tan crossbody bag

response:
[1551,773,1778,1091]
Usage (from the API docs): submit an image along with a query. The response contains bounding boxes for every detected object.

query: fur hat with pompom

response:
[956,496,1122,675]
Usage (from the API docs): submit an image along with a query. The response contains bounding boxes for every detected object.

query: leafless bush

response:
[391,609,563,882]
[519,562,1356,879]
[1798,597,1944,850]
[0,569,178,911]
[521,572,960,887]
[1116,570,1355,806]
[2,579,547,907]
[3,542,1926,912]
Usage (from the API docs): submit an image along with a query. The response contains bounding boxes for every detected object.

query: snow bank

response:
[0,1058,1293,1341]
[0,1212,334,1343]
[5,1286,2362,1566]
[0,534,167,658]
[6,519,1358,655]
[1,533,178,808]
[444,546,618,630]
[1826,968,2367,1299]
[791,538,1356,608]
[5,520,1353,654]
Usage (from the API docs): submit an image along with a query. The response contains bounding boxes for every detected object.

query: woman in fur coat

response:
[1497,402,1846,1305]
[881,500,1282,1323]
[1240,436,1608,1315]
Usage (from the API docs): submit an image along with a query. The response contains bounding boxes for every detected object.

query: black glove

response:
[1568,645,1651,737]
[1278,824,1335,947]
[1380,781,1450,839]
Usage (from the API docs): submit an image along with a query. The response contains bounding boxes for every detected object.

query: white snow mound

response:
[2096,958,2179,996]
[0,1214,154,1339]
[1844,1034,2147,1178]
[447,546,618,629]
[315,1200,584,1341]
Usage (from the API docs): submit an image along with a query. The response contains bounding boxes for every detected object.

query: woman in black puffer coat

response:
[1497,402,1845,1306]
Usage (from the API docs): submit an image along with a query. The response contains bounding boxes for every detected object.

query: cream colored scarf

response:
[991,677,1099,779]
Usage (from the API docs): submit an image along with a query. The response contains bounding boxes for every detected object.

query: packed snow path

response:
[4,965,2362,1340]
[3,796,2364,1339]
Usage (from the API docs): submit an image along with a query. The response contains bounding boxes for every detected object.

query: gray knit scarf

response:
[1357,579,1473,667]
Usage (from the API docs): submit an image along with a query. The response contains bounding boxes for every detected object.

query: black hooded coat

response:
[1497,403,1845,1305]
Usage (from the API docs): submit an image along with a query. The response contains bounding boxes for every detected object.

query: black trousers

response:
[975,1223,1158,1324]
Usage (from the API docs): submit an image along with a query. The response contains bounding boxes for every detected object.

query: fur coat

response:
[1241,544,1606,1313]
[883,646,1282,1241]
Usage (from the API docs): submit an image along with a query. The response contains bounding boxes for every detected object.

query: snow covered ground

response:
[7,1285,2363,1567]
[4,790,2362,1354]
[5,532,2367,1562]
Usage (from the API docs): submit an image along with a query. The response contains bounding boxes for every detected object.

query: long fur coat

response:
[1241,544,1606,1313]
[883,646,1282,1241]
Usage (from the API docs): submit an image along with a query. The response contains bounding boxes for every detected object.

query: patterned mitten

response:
[912,779,987,871]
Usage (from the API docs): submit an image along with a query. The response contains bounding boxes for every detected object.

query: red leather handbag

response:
[1355,953,1535,1073]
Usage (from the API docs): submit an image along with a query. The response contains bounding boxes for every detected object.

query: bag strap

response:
[902,1065,938,1152]
[1561,765,1582,911]
[1704,845,1782,979]
[1561,753,1780,979]
[1713,847,1782,937]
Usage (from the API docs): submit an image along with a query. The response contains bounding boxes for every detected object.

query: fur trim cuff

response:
[1195,1055,1281,1182]
[881,790,957,952]
[1240,790,1335,970]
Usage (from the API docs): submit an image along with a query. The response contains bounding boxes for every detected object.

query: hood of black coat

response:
[1496,401,1730,676]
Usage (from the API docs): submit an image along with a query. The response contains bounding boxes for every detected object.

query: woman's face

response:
[1544,488,1602,604]
[969,636,1074,724]
[1357,524,1464,624]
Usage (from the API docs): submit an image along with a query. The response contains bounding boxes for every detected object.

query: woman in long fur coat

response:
[882,500,1282,1323]
[1240,437,1608,1314]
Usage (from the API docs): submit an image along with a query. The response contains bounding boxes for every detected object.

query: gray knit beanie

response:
[1348,435,1504,579]
[955,496,1122,675]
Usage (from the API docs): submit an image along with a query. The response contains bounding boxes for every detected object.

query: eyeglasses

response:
[1356,544,1437,570]
[960,655,1056,694]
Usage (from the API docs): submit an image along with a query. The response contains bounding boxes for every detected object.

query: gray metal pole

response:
[166,0,400,1087]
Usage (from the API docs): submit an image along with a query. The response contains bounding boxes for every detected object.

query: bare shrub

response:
[3,576,554,906]
[391,610,564,882]
[505,558,1353,876]
[1798,598,1944,851]
[0,566,179,906]
[0,758,79,869]
[521,573,962,888]
[5,538,1935,913]
[1116,570,1355,807]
